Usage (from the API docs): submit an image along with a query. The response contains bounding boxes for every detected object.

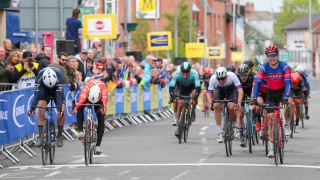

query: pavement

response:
[1,94,320,179]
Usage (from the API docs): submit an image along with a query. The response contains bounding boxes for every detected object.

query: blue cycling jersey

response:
[170,69,201,87]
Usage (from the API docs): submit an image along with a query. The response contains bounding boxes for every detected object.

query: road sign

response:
[83,14,117,39]
[147,31,172,51]
[185,43,205,58]
[232,52,244,61]
[279,52,290,62]
[207,46,222,59]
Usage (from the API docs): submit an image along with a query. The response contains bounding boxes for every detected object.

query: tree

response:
[274,0,320,45]
[160,0,197,61]
[131,12,151,58]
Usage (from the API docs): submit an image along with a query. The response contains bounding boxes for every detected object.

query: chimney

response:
[246,2,254,12]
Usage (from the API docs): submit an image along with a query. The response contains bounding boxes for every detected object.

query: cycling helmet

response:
[294,66,304,73]
[42,68,57,88]
[226,64,236,73]
[180,62,191,72]
[291,73,301,83]
[215,67,227,79]
[243,60,254,68]
[204,67,211,74]
[264,45,279,55]
[88,85,101,104]
[237,64,249,75]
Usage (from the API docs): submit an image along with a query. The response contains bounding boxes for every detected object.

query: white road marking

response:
[131,177,140,180]
[203,147,210,155]
[201,126,209,131]
[117,170,131,176]
[171,170,190,180]
[201,137,207,144]
[71,154,110,163]
[198,131,205,136]
[45,171,61,177]
[9,163,320,169]
[71,158,85,164]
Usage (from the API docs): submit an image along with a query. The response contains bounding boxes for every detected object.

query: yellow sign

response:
[162,86,169,107]
[147,31,172,51]
[150,84,159,109]
[207,46,222,59]
[136,0,159,19]
[186,43,205,58]
[83,14,117,39]
[106,90,116,115]
[123,88,132,113]
[232,52,244,62]
[107,80,117,93]
[137,85,144,111]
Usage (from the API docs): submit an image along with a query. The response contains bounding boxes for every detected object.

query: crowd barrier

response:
[0,84,173,168]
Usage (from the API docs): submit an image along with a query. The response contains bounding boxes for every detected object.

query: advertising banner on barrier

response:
[162,85,170,107]
[123,88,132,113]
[137,85,144,111]
[131,86,137,113]
[107,89,116,115]
[150,84,159,109]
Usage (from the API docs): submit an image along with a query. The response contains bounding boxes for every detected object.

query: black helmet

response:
[237,64,249,75]
[180,62,191,72]
[226,64,236,73]
[243,60,254,68]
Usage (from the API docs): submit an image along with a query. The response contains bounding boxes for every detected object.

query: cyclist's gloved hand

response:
[282,98,288,106]
[251,99,258,105]
[28,107,35,117]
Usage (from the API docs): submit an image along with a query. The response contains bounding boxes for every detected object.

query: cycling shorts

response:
[214,87,237,101]
[266,88,284,114]
[291,88,303,103]
[202,82,210,91]
[178,84,196,96]
[258,92,267,102]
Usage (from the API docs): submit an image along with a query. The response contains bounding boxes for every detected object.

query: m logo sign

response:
[139,0,155,12]
[136,0,159,19]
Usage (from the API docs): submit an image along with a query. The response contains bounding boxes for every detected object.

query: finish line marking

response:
[8,163,320,170]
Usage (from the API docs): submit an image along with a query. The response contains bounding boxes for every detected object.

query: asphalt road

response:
[1,94,320,179]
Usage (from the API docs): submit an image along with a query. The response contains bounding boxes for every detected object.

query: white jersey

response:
[208,72,242,91]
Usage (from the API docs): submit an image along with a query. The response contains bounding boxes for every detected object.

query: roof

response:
[249,11,272,20]
[283,14,320,30]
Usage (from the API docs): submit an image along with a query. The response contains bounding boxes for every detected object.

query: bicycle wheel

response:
[279,124,285,164]
[49,120,56,164]
[89,122,96,164]
[224,115,229,157]
[42,119,49,166]
[245,113,252,153]
[178,108,185,144]
[183,113,190,142]
[262,115,269,156]
[300,104,304,128]
[228,118,233,156]
[290,106,294,138]
[84,119,91,166]
[250,111,256,146]
[273,118,279,166]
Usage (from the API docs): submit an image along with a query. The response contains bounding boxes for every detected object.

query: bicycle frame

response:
[176,95,192,144]
[243,100,254,153]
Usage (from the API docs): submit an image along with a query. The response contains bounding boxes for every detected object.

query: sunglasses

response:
[97,67,105,70]
[267,54,277,58]
[238,73,248,77]
[181,70,190,74]
[61,58,67,62]
[217,77,226,81]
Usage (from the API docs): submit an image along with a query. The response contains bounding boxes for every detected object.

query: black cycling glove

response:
[251,99,258,105]
[282,98,288,106]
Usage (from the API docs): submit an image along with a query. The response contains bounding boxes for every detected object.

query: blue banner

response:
[143,87,151,110]
[131,86,137,113]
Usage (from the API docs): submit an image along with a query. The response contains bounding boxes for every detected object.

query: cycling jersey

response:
[253,61,291,99]
[201,73,213,90]
[75,78,108,110]
[253,76,267,93]
[32,67,65,107]
[300,72,310,95]
[237,71,255,98]
[208,72,242,93]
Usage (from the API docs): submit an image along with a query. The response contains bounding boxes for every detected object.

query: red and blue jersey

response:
[253,61,291,98]
[253,75,267,93]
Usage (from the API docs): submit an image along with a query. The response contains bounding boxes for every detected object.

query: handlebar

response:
[31,106,60,109]
[212,99,236,103]
[176,95,192,100]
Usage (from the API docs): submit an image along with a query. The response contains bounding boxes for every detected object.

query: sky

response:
[242,0,283,13]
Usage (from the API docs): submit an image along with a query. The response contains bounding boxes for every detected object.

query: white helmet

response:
[88,85,101,104]
[294,66,304,73]
[42,68,57,88]
[215,67,227,78]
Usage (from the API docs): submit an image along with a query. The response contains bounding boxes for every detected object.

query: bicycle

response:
[243,99,254,154]
[72,101,101,166]
[31,98,60,166]
[264,105,288,166]
[258,104,269,156]
[212,99,236,157]
[176,95,193,144]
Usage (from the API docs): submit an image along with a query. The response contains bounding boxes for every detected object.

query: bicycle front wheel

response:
[246,113,252,154]
[49,120,56,164]
[279,124,285,164]
[84,119,91,166]
[42,119,49,166]
[301,104,304,128]
[273,118,279,166]
[178,108,185,144]
[183,113,190,143]
[290,106,294,138]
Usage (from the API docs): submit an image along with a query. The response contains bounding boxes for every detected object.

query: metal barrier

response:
[0,83,18,92]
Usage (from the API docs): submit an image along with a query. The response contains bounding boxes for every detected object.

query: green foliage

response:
[275,0,320,44]
[160,0,197,61]
[131,12,151,58]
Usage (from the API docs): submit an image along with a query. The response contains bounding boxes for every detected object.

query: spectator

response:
[139,55,154,87]
[3,39,12,60]
[134,65,144,84]
[128,55,136,64]
[6,51,19,66]
[65,55,78,91]
[29,47,37,59]
[66,8,83,54]
[105,54,112,67]
[74,60,79,70]
[87,48,94,59]
[86,57,94,77]
[48,51,69,84]
[77,49,88,81]
[92,63,105,77]
[36,44,51,70]
[75,70,84,90]
[10,51,40,89]
[103,57,121,83]
[17,51,23,63]
[92,37,102,59]
[98,57,108,66]
[0,47,15,89]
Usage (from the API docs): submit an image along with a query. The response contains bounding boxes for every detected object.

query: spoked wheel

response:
[279,126,285,164]
[224,116,229,157]
[301,104,304,129]
[42,119,49,166]
[246,113,252,154]
[262,115,269,156]
[273,119,279,166]
[290,106,295,138]
[178,108,185,144]
[49,120,56,164]
[90,124,97,164]
[84,119,91,166]
[183,116,190,142]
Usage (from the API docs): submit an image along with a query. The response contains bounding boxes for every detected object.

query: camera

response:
[27,57,34,68]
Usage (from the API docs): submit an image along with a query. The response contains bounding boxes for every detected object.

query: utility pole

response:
[155,0,158,57]
[124,0,127,53]
[175,0,178,57]
[189,0,192,63]
[309,0,313,72]
[204,0,207,66]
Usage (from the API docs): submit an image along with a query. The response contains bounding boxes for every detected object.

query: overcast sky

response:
[241,0,283,13]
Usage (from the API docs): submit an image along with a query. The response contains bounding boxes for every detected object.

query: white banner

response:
[136,0,160,19]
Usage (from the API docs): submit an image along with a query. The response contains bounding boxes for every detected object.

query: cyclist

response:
[70,78,108,154]
[290,73,308,132]
[294,66,310,119]
[208,67,244,143]
[226,64,236,73]
[252,45,291,158]
[201,67,213,112]
[28,67,66,147]
[236,64,255,147]
[243,60,257,74]
[169,62,201,136]
[253,75,268,132]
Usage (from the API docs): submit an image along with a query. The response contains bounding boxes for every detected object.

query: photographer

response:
[10,51,40,89]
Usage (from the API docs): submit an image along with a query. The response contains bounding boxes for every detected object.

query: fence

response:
[0,84,173,168]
